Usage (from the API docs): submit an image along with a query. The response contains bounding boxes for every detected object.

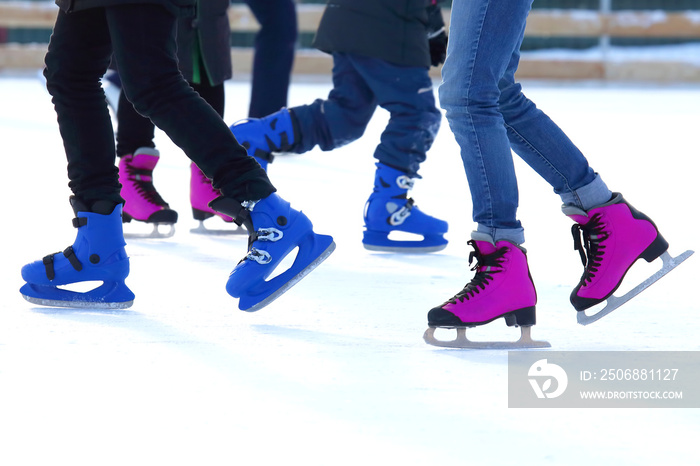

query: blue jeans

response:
[439,0,611,244]
[291,53,441,178]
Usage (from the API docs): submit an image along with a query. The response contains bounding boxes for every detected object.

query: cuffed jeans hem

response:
[475,225,525,245]
[560,173,612,211]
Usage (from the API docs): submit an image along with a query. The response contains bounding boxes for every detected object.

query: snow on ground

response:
[0,74,698,465]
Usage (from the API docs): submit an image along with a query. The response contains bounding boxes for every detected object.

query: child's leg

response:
[105,4,273,203]
[44,8,121,205]
[439,0,533,244]
[290,52,377,153]
[349,54,442,178]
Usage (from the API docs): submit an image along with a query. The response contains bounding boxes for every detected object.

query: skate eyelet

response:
[90,254,100,264]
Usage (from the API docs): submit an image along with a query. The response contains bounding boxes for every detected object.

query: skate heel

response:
[640,232,669,263]
[192,207,214,222]
[503,306,537,327]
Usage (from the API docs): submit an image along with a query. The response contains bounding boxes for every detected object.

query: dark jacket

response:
[312,0,433,68]
[55,0,195,17]
[176,0,232,86]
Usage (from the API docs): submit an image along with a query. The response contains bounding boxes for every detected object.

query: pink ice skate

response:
[119,147,178,238]
[424,233,550,349]
[565,193,693,325]
[189,162,243,235]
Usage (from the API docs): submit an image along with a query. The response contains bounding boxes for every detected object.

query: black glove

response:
[427,4,447,66]
[429,30,448,66]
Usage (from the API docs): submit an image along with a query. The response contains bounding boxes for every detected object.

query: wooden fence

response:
[1,2,699,81]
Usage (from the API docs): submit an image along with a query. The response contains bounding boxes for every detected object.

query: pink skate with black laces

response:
[189,162,244,235]
[119,147,178,238]
[424,233,550,349]
[565,193,693,325]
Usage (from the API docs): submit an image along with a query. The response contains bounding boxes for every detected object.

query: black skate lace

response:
[571,213,608,284]
[446,240,508,304]
[126,166,168,207]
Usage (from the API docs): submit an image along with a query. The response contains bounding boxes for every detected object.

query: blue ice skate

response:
[210,193,335,312]
[229,108,297,170]
[363,163,448,253]
[20,197,134,309]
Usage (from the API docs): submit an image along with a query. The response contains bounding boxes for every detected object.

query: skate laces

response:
[571,213,608,283]
[126,165,168,207]
[448,240,507,303]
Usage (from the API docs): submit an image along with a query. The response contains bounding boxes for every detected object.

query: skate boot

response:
[229,107,298,170]
[210,192,335,312]
[189,162,245,235]
[20,197,134,309]
[565,193,693,325]
[118,148,178,238]
[424,233,549,348]
[363,163,448,253]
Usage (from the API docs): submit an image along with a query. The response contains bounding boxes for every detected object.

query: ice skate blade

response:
[577,249,694,326]
[363,242,447,254]
[190,221,246,236]
[124,223,175,239]
[21,294,133,310]
[423,326,550,349]
[242,241,336,312]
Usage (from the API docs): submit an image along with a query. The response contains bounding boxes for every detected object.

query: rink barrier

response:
[0,2,699,81]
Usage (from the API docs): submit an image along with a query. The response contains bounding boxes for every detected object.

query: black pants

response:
[116,80,225,157]
[44,4,274,205]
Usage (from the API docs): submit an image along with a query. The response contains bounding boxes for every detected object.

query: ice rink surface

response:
[1,74,698,465]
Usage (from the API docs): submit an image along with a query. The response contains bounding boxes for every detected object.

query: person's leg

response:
[439,0,534,245]
[22,9,133,308]
[291,53,377,153]
[244,0,298,118]
[106,4,272,203]
[106,4,334,311]
[44,8,120,205]
[229,53,377,165]
[497,64,611,211]
[341,54,447,253]
[347,54,441,178]
[115,89,156,157]
[427,0,540,339]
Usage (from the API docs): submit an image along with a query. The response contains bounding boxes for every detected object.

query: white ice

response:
[0,73,698,465]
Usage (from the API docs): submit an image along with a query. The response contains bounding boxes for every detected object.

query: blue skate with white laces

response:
[20,197,134,309]
[363,163,448,253]
[229,108,297,171]
[210,193,335,312]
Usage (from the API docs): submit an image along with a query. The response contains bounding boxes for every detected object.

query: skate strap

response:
[42,246,83,281]
[72,217,88,228]
[571,214,608,283]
